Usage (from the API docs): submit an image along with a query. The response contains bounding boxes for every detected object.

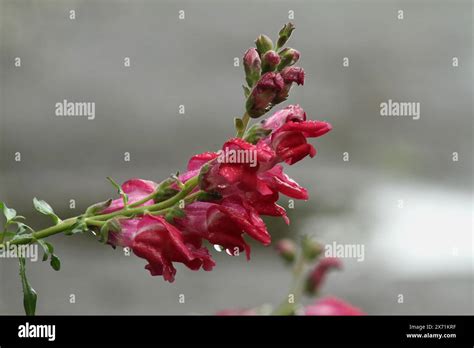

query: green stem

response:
[272,251,306,315]
[1,175,200,248]
[93,175,199,221]
[86,219,106,227]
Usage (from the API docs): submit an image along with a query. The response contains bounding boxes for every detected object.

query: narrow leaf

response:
[107,177,128,207]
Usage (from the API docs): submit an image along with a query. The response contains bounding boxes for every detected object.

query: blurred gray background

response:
[0,0,472,314]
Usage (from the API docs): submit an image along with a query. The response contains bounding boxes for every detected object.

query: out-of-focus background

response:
[0,0,472,314]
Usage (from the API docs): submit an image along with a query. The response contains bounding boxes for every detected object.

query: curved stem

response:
[1,175,200,248]
[93,175,199,221]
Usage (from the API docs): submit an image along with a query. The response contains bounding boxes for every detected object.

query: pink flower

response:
[306,257,342,293]
[108,215,215,282]
[304,296,365,316]
[103,179,158,213]
[261,105,332,165]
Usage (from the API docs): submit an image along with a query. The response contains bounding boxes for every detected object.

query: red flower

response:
[176,197,271,259]
[258,165,308,200]
[109,215,215,282]
[261,105,332,165]
[304,296,365,316]
[199,138,275,195]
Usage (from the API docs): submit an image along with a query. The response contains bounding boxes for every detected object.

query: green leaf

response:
[33,198,61,225]
[37,239,54,261]
[50,254,61,271]
[0,201,17,222]
[85,199,113,216]
[19,257,37,316]
[14,222,35,235]
[107,177,128,207]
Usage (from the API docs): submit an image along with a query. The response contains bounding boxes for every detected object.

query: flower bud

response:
[301,236,323,261]
[305,257,342,294]
[243,48,261,87]
[276,22,295,49]
[246,72,284,118]
[273,67,305,104]
[275,238,296,263]
[261,50,281,73]
[277,48,300,70]
[255,34,273,55]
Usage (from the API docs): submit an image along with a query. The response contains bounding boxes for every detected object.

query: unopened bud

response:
[246,72,284,118]
[275,239,296,263]
[255,34,273,55]
[261,50,281,73]
[276,22,295,49]
[277,48,300,70]
[301,236,323,261]
[243,48,261,87]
